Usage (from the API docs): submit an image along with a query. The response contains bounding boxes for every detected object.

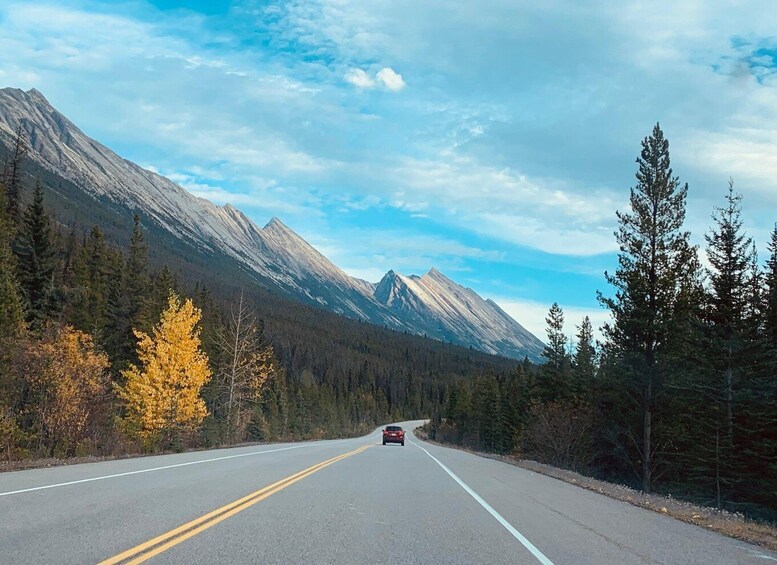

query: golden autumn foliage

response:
[18,326,110,456]
[118,293,211,446]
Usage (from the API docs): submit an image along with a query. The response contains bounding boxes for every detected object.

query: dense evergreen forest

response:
[0,127,517,459]
[425,124,777,522]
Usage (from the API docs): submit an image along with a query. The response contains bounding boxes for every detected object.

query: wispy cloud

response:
[344,68,375,88]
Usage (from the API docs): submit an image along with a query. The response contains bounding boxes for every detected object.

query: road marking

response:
[99,444,373,565]
[0,443,328,498]
[411,441,554,565]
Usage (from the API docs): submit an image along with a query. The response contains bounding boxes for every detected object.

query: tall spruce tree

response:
[85,225,109,336]
[144,265,177,332]
[599,123,697,492]
[0,179,24,339]
[538,302,570,402]
[572,316,596,400]
[765,225,777,352]
[104,215,151,370]
[125,214,150,326]
[16,180,56,328]
[705,181,751,440]
[681,181,756,508]
[3,126,27,225]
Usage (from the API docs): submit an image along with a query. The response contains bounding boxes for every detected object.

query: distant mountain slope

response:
[374,268,544,360]
[0,86,545,361]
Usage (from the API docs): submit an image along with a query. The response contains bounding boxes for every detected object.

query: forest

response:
[0,127,516,461]
[425,124,777,522]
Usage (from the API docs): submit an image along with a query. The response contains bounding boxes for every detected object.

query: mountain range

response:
[0,87,545,361]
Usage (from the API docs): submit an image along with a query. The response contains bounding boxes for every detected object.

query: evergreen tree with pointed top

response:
[16,179,56,329]
[85,225,109,335]
[538,302,570,402]
[765,225,777,352]
[125,214,150,325]
[3,126,28,225]
[103,250,128,369]
[704,180,752,441]
[678,181,758,509]
[144,265,178,333]
[105,215,151,370]
[572,316,596,401]
[598,123,698,493]
[0,179,24,339]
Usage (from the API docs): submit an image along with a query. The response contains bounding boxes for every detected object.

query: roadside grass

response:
[413,426,777,552]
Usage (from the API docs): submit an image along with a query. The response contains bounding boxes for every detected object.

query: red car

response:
[382,425,405,446]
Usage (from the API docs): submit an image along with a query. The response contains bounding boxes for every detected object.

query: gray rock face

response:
[0,87,545,361]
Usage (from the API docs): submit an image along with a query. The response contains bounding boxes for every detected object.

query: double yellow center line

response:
[100,444,373,565]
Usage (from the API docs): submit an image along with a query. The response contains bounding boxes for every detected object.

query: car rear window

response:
[386,426,402,431]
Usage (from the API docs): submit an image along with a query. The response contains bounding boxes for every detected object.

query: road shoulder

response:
[413,426,777,552]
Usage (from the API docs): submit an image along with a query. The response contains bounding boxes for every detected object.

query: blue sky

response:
[1,1,776,341]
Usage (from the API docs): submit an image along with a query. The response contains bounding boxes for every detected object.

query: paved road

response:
[1,421,774,564]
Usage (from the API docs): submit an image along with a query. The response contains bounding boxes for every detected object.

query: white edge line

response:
[0,443,329,497]
[411,440,554,565]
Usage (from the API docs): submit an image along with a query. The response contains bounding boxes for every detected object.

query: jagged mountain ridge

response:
[0,87,545,361]
[374,268,544,359]
[0,87,401,328]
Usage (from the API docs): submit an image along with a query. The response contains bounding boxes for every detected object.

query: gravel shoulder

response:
[414,427,777,552]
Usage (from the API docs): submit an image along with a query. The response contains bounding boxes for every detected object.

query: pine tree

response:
[103,250,127,367]
[0,179,24,340]
[104,215,152,370]
[472,374,503,452]
[84,225,109,335]
[538,302,570,402]
[118,293,211,449]
[16,180,56,329]
[143,265,177,333]
[598,123,698,492]
[572,316,596,401]
[679,181,757,508]
[705,180,752,441]
[765,225,777,352]
[125,214,150,327]
[3,126,27,225]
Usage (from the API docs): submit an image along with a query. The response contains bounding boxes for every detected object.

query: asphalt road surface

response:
[1,420,774,564]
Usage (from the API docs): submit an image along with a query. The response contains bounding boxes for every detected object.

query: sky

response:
[1,0,776,342]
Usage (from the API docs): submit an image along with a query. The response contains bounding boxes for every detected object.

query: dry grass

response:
[415,429,777,552]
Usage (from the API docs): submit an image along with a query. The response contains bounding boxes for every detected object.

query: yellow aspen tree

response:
[118,293,211,447]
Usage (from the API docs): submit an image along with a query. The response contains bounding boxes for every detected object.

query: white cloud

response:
[376,67,405,91]
[344,68,375,88]
[344,66,405,91]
